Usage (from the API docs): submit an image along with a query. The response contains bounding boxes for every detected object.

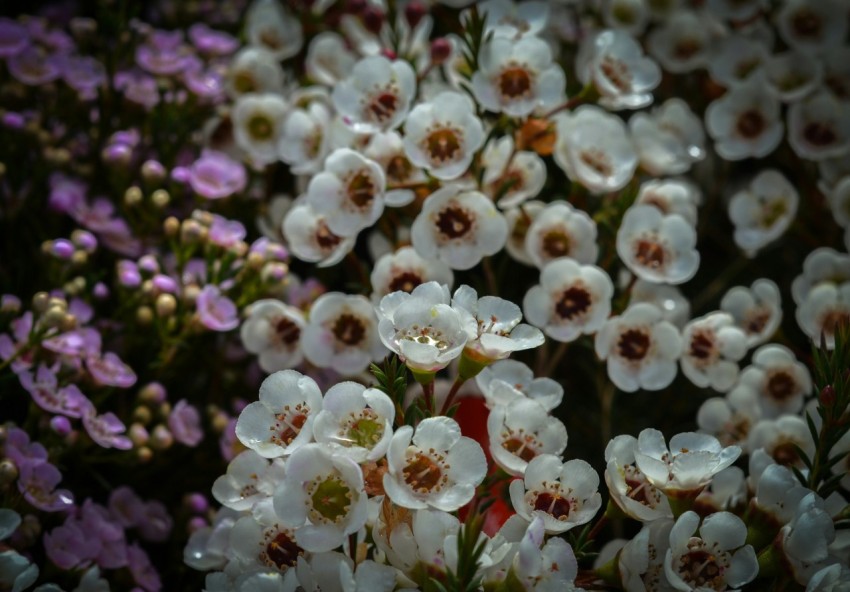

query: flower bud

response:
[139,382,167,405]
[141,159,166,184]
[0,459,18,487]
[71,230,97,253]
[163,216,180,237]
[50,239,75,260]
[129,422,150,445]
[151,189,170,208]
[124,186,143,206]
[137,446,153,463]
[71,251,88,266]
[136,305,154,325]
[59,313,77,332]
[820,385,836,407]
[50,415,72,437]
[362,6,384,34]
[185,493,209,514]
[133,406,153,424]
[156,293,177,317]
[430,37,452,65]
[32,291,50,312]
[405,1,427,28]
[149,424,174,451]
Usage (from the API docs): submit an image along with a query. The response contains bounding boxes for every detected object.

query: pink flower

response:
[168,399,203,447]
[18,364,89,417]
[86,352,137,388]
[196,285,238,332]
[17,461,74,512]
[128,544,162,592]
[82,404,133,450]
[188,150,247,200]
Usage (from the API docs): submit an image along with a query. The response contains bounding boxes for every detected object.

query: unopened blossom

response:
[475,359,563,411]
[196,285,239,332]
[524,201,599,269]
[707,34,769,89]
[630,279,692,329]
[245,0,303,60]
[471,34,565,117]
[680,312,748,392]
[578,29,660,110]
[488,398,568,476]
[635,178,701,226]
[305,32,356,87]
[553,105,638,194]
[509,454,601,534]
[705,79,784,160]
[481,136,546,208]
[332,55,416,134]
[272,443,367,553]
[605,435,673,522]
[764,51,823,103]
[634,428,741,498]
[235,370,323,458]
[240,299,306,373]
[747,415,814,467]
[232,93,288,166]
[452,285,544,365]
[282,202,356,268]
[791,248,850,305]
[370,246,454,304]
[616,205,699,285]
[629,98,706,176]
[524,258,614,343]
[188,150,247,200]
[776,0,847,55]
[305,148,386,238]
[647,10,713,74]
[383,416,487,511]
[796,281,850,349]
[735,343,812,418]
[665,511,757,591]
[403,91,485,180]
[720,278,783,348]
[313,382,394,463]
[410,185,508,271]
[788,90,850,161]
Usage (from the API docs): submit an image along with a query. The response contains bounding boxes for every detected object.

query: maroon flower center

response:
[803,122,837,147]
[501,436,537,462]
[634,238,666,269]
[555,286,591,320]
[347,171,376,208]
[792,9,822,39]
[599,56,632,93]
[266,532,302,570]
[736,110,766,139]
[367,92,399,123]
[498,66,532,99]
[689,331,715,361]
[542,229,571,258]
[403,453,443,492]
[425,128,462,163]
[766,371,796,401]
[332,313,366,346]
[436,205,473,239]
[276,317,301,345]
[388,271,423,294]
[618,329,651,361]
[533,492,572,520]
[315,220,342,250]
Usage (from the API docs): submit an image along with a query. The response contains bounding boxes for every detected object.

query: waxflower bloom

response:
[475,359,563,411]
[282,202,356,267]
[523,201,599,269]
[370,246,454,304]
[383,416,487,511]
[240,299,306,373]
[196,285,239,332]
[732,344,812,418]
[616,205,699,285]
[728,169,799,255]
[679,312,748,392]
[235,370,323,458]
[705,79,784,161]
[595,303,682,392]
[720,279,783,348]
[332,55,416,133]
[605,435,673,522]
[232,93,288,166]
[188,150,247,200]
[377,281,468,374]
[509,454,601,534]
[488,398,568,476]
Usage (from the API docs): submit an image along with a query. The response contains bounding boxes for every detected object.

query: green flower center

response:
[310,475,352,523]
[347,412,384,448]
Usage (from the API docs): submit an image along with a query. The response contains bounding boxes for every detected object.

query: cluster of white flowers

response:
[188,0,850,589]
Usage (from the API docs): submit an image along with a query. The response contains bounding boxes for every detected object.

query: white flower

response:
[680,312,747,392]
[697,387,763,447]
[364,131,427,208]
[509,454,602,534]
[617,205,699,285]
[370,246,454,304]
[232,93,288,166]
[747,415,814,467]
[705,78,784,160]
[796,281,850,349]
[781,493,837,585]
[764,50,823,103]
[739,343,812,418]
[792,247,850,305]
[706,0,766,22]
[272,443,367,553]
[481,136,546,208]
[282,202,356,268]
[331,55,416,134]
[471,34,565,117]
[524,258,614,343]
[304,148,386,238]
[338,558,397,592]
[629,98,706,176]
[235,370,323,458]
[376,281,468,374]
[618,519,674,592]
[707,34,769,89]
[664,511,758,592]
[504,201,545,266]
[635,178,701,226]
[225,47,284,98]
[634,428,741,497]
[229,500,304,579]
[403,91,485,180]
[212,450,285,511]
[720,278,783,348]
[480,0,550,38]
[577,29,661,110]
[410,185,508,271]
[475,359,563,411]
[240,299,306,373]
[788,90,850,161]
[488,398,568,476]
[524,201,599,269]
[383,416,487,511]
[245,0,303,60]
[647,10,713,74]
[752,463,809,524]
[301,292,385,375]
[511,516,581,591]
[312,382,395,463]
[373,506,461,579]
[305,32,356,87]
[452,285,544,364]
[806,564,850,592]
[776,0,848,55]
[553,105,638,194]
[605,435,673,522]
[595,303,682,392]
[825,176,850,229]
[630,279,691,329]
[602,0,650,35]
[279,100,333,175]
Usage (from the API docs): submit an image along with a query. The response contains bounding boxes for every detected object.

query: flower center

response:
[501,435,538,462]
[248,114,274,140]
[736,110,765,139]
[791,8,822,39]
[803,122,837,147]
[760,198,788,228]
[424,128,462,164]
[599,55,632,93]
[403,451,446,492]
[618,328,651,361]
[624,466,663,508]
[388,271,423,294]
[332,313,366,346]
[435,205,474,239]
[233,71,257,94]
[346,170,376,209]
[315,220,343,251]
[821,309,850,336]
[533,491,572,520]
[400,323,450,349]
[744,308,770,335]
[366,91,399,124]
[264,531,302,570]
[386,155,412,183]
[578,148,613,176]
[272,407,309,447]
[309,475,352,523]
[346,410,384,448]
[676,542,727,591]
[766,371,796,401]
[541,229,571,258]
[555,286,592,320]
[498,65,532,99]
[773,441,801,466]
[688,330,716,362]
[259,29,283,51]
[674,38,702,60]
[634,237,666,269]
[275,317,301,345]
